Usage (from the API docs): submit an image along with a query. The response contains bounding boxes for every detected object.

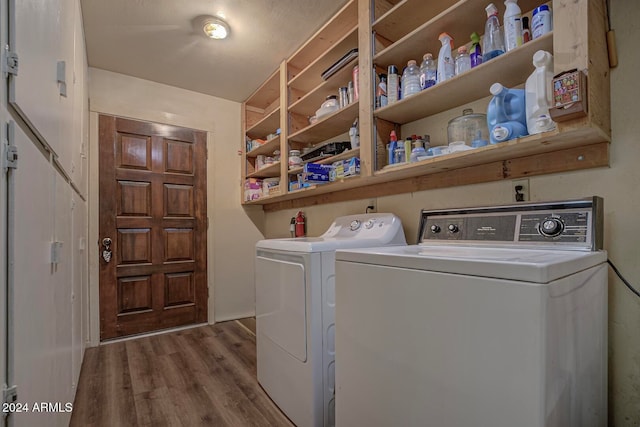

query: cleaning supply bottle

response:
[503,0,523,52]
[388,130,398,165]
[483,3,505,62]
[401,60,421,98]
[454,46,471,75]
[487,82,528,143]
[470,32,483,68]
[419,53,437,89]
[525,50,557,134]
[394,139,406,163]
[404,136,413,163]
[387,65,399,104]
[437,33,455,83]
[522,16,531,43]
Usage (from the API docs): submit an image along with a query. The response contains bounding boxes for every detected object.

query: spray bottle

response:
[504,0,523,52]
[470,32,483,68]
[388,130,398,166]
[437,33,455,83]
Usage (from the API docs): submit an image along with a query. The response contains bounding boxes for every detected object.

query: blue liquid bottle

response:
[487,83,528,143]
[483,3,505,62]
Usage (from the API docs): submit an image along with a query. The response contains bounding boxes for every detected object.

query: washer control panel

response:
[418,197,603,250]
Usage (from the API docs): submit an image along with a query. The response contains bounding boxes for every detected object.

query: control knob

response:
[430,225,441,234]
[364,219,375,229]
[349,220,361,231]
[539,217,564,237]
[448,224,459,233]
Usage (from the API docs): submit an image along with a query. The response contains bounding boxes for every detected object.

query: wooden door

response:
[99,115,208,340]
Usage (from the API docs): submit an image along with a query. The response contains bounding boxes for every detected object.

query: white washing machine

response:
[255,213,406,427]
[335,197,607,427]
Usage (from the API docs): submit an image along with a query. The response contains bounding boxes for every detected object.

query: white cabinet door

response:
[8,0,74,176]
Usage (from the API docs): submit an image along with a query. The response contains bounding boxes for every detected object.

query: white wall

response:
[263,2,640,425]
[87,68,265,344]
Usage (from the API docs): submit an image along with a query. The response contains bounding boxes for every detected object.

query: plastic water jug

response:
[487,83,528,143]
[525,50,557,134]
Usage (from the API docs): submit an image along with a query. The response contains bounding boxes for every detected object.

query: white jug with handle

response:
[525,50,557,134]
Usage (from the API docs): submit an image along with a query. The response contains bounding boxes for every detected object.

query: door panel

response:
[99,115,207,339]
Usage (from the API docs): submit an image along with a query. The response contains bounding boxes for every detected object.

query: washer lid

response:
[336,245,607,283]
[256,213,406,253]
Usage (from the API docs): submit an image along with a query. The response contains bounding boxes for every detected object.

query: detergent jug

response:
[487,83,528,143]
[525,50,557,134]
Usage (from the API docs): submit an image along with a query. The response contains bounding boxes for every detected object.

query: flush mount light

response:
[202,17,229,39]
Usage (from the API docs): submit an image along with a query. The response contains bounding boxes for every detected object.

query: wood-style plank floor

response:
[70,321,293,426]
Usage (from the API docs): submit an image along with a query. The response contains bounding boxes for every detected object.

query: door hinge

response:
[4,121,17,170]
[3,384,17,405]
[3,47,18,76]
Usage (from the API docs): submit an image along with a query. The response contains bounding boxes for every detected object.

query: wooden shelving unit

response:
[241,0,611,210]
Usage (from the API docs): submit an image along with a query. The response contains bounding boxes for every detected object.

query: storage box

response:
[302,163,332,183]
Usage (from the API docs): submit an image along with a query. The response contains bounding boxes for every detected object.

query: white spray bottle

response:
[437,32,454,83]
[525,50,557,134]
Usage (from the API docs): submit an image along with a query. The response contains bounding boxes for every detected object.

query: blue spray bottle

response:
[388,130,398,165]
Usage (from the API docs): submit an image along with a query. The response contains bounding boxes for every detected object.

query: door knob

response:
[102,237,112,263]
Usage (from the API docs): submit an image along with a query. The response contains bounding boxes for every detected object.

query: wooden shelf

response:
[374,33,553,124]
[289,57,358,117]
[288,26,358,94]
[287,147,361,175]
[247,161,282,178]
[289,101,358,144]
[247,135,281,157]
[245,68,280,110]
[288,0,358,77]
[373,0,454,44]
[373,0,544,64]
[245,107,281,140]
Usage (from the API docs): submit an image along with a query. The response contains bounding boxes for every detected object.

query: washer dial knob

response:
[430,225,441,234]
[448,224,459,233]
[364,219,375,229]
[349,220,361,231]
[539,217,564,237]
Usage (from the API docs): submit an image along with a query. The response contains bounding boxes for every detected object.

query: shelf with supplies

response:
[374,32,553,124]
[247,161,282,179]
[246,135,281,157]
[241,0,611,211]
[288,147,361,175]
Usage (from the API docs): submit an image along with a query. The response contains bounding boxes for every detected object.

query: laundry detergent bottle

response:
[437,32,455,83]
[525,50,557,134]
[487,83,528,143]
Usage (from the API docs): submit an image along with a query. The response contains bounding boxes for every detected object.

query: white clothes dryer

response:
[255,213,406,427]
[335,197,607,427]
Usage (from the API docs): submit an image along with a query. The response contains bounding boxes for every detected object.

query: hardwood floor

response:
[70,321,293,426]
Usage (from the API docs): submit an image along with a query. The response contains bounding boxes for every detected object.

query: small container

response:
[394,140,406,164]
[289,150,302,169]
[339,86,349,108]
[352,65,360,101]
[454,46,471,75]
[532,5,552,39]
[316,95,339,119]
[447,108,489,146]
[347,81,355,104]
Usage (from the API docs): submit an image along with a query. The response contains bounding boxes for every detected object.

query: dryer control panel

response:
[418,197,603,251]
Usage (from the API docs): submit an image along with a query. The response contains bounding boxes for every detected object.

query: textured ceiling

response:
[80,0,349,102]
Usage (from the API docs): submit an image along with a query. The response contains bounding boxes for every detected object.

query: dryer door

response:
[256,252,308,362]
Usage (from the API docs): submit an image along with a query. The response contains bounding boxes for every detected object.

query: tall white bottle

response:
[525,50,557,134]
[437,32,454,83]
[504,0,523,52]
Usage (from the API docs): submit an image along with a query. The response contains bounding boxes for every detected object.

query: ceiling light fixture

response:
[202,17,229,40]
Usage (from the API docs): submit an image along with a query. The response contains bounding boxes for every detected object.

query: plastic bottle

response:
[387,65,400,104]
[532,5,552,39]
[437,33,455,83]
[483,3,505,62]
[388,130,398,165]
[525,50,557,134]
[376,73,387,108]
[470,32,483,68]
[410,139,427,162]
[419,53,437,89]
[455,46,471,75]
[487,82,528,143]
[504,0,523,52]
[394,139,406,163]
[404,137,412,163]
[402,60,422,98]
[522,16,531,43]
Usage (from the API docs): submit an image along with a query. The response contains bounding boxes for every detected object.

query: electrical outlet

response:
[366,199,377,213]
[512,179,530,202]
